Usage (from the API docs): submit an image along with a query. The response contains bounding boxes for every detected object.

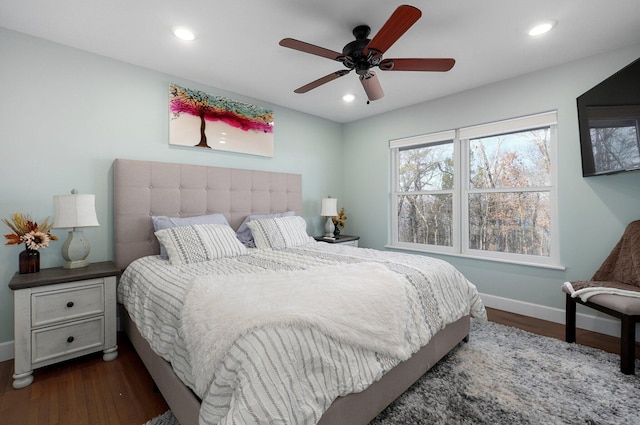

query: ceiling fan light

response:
[342,94,356,103]
[528,20,556,37]
[174,27,195,41]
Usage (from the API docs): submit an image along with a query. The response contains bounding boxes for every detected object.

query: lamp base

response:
[61,229,91,269]
[324,216,335,237]
[63,259,89,269]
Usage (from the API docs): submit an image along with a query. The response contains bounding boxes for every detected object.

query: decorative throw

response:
[181,262,415,395]
[562,280,640,302]
[564,220,640,301]
[592,220,640,286]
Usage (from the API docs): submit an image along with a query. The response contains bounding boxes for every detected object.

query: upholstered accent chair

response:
[563,220,640,375]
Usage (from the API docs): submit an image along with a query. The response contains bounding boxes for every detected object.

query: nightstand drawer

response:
[339,240,359,247]
[31,281,105,327]
[32,316,105,364]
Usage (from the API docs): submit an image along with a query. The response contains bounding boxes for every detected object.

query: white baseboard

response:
[480,292,640,340]
[0,340,14,363]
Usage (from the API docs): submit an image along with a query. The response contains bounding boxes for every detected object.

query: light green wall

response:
[0,28,343,343]
[1,25,639,345]
[342,43,640,315]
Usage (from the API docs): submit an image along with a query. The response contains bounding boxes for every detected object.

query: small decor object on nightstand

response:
[3,213,58,274]
[53,190,100,269]
[332,207,347,238]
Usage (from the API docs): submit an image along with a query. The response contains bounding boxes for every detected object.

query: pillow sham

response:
[154,223,247,265]
[235,210,295,247]
[247,215,313,250]
[152,213,230,258]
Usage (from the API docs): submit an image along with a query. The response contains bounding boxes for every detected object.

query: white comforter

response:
[118,242,486,425]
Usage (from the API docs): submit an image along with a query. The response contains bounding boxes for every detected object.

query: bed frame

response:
[113,158,470,425]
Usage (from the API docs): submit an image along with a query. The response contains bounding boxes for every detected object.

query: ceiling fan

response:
[279,5,455,102]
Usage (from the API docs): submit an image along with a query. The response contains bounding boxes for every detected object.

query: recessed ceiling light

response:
[174,27,195,41]
[528,20,556,37]
[342,93,356,103]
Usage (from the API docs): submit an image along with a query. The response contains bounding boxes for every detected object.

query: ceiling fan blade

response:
[279,38,343,61]
[360,71,384,101]
[364,5,422,56]
[294,70,351,94]
[379,58,456,72]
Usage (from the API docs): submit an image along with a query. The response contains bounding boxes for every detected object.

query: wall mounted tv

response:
[577,57,640,177]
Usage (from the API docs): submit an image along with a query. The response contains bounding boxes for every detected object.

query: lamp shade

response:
[53,193,100,229]
[320,198,338,217]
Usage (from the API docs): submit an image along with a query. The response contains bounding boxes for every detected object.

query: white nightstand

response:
[9,261,119,389]
[314,235,360,247]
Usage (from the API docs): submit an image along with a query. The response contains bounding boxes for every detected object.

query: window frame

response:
[390,111,561,268]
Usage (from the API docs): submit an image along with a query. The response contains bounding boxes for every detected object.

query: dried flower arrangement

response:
[332,207,347,230]
[3,213,58,250]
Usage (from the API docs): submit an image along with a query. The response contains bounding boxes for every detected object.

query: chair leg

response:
[620,315,636,375]
[565,294,577,343]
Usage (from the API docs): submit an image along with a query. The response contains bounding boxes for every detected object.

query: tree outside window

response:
[391,112,558,266]
[467,128,551,256]
[397,142,454,247]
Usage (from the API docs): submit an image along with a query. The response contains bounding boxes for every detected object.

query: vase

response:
[19,248,40,274]
[333,227,341,237]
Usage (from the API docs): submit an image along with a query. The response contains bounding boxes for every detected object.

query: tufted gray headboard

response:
[113,158,302,270]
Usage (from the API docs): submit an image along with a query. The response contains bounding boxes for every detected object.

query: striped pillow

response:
[154,224,247,265]
[235,210,295,247]
[247,216,313,250]
[152,213,230,259]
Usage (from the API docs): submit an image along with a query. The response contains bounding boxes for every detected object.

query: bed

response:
[113,158,485,425]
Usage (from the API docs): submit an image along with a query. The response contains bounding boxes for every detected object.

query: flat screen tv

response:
[577,57,640,177]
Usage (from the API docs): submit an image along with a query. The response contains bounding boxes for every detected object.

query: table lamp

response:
[53,190,100,269]
[321,197,338,237]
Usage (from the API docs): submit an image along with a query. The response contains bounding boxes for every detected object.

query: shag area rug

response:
[144,320,639,425]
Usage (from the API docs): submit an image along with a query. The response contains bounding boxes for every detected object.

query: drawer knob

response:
[67,336,75,343]
[66,301,74,308]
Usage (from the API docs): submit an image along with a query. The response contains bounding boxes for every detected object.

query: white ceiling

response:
[1,0,639,123]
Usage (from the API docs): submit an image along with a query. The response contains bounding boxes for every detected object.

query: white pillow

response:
[152,213,230,259]
[247,216,313,250]
[154,224,247,265]
[235,211,295,247]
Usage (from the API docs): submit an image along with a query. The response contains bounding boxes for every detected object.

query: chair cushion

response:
[564,284,640,316]
[581,293,640,316]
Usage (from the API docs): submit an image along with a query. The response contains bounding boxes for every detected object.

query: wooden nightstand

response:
[314,235,360,247]
[9,261,120,389]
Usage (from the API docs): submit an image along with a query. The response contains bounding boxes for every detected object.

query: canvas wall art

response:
[169,84,274,157]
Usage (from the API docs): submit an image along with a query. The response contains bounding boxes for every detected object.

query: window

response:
[390,112,559,267]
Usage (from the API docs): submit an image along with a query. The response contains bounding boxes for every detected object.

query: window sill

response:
[384,244,566,271]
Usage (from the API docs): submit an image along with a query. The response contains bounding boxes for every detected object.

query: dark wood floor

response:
[0,333,168,425]
[0,308,637,425]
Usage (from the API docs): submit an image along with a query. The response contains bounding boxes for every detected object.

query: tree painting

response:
[169,84,274,156]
